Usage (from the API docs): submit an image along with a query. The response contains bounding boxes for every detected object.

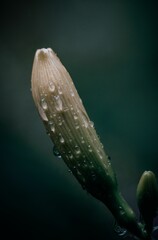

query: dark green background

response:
[1,0,158,239]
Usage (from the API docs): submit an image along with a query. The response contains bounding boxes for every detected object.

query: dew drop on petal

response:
[75,146,81,155]
[90,121,94,128]
[48,81,55,92]
[41,98,48,110]
[69,154,74,159]
[82,113,89,128]
[59,136,65,143]
[58,87,63,95]
[50,125,55,133]
[97,149,103,159]
[49,120,53,125]
[55,96,63,111]
[58,121,63,126]
[53,146,61,158]
[70,89,74,97]
[38,105,48,121]
[73,115,78,120]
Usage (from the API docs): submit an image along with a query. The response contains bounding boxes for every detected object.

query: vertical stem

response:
[102,190,148,239]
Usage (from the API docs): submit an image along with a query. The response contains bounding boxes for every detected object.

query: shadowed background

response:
[1,0,158,239]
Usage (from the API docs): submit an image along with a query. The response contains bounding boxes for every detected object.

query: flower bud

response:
[31,48,150,239]
[136,171,158,233]
[31,48,117,198]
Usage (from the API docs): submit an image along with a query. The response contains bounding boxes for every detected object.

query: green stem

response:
[102,190,148,239]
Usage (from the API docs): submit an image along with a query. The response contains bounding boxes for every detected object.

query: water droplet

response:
[49,121,55,132]
[82,113,89,128]
[73,115,78,120]
[75,146,81,155]
[114,221,127,237]
[59,136,65,143]
[101,143,104,148]
[69,154,74,159]
[46,130,50,136]
[90,121,94,128]
[48,81,55,92]
[58,87,62,95]
[107,160,111,167]
[58,121,63,126]
[119,206,125,216]
[55,96,63,111]
[49,120,53,125]
[53,146,61,158]
[97,150,103,159]
[80,137,85,144]
[38,105,48,121]
[50,125,55,133]
[41,98,48,110]
[88,145,92,152]
[70,89,74,97]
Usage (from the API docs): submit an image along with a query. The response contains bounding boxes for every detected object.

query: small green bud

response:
[136,171,158,233]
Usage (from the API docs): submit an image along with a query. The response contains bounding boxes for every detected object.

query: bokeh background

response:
[1,0,158,239]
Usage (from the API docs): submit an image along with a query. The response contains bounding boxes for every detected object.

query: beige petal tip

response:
[35,48,54,61]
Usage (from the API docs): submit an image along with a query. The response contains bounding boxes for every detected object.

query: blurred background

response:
[1,0,158,239]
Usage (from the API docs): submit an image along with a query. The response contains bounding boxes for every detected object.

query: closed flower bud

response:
[136,171,158,233]
[31,48,116,196]
[31,48,148,239]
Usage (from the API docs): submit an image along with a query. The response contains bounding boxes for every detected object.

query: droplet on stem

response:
[114,221,128,237]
